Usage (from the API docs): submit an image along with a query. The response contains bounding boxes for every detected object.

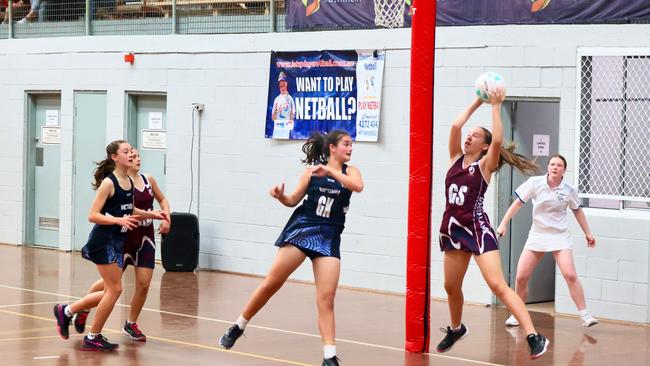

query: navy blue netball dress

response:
[275,165,353,259]
[439,155,499,255]
[81,173,134,267]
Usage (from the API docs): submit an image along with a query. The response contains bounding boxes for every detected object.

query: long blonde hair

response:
[480,127,538,175]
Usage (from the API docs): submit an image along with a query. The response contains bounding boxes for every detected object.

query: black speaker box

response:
[161,212,199,272]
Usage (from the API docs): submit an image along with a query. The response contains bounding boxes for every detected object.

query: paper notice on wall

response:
[142,129,166,150]
[148,112,163,130]
[45,110,59,126]
[42,126,61,144]
[532,134,550,156]
[354,50,384,142]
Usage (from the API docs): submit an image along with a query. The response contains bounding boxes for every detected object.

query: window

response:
[577,54,650,210]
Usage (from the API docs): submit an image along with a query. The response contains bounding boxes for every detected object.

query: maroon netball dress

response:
[439,155,499,255]
[123,173,156,269]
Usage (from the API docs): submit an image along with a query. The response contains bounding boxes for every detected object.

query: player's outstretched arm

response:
[270,168,312,207]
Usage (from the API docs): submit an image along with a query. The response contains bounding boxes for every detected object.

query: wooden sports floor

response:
[0,245,648,366]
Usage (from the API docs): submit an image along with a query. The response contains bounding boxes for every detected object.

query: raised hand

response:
[488,85,506,105]
[270,183,285,199]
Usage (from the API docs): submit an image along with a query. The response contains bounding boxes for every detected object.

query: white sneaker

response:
[17,17,28,24]
[581,314,598,327]
[505,314,519,326]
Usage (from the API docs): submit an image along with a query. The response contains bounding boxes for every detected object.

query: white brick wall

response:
[0,29,413,293]
[0,24,649,323]
[429,25,650,318]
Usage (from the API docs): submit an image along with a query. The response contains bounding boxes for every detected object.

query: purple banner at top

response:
[437,0,650,25]
[285,0,650,29]
[286,0,375,29]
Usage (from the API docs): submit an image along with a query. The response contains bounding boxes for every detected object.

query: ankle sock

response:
[323,344,336,359]
[236,315,249,330]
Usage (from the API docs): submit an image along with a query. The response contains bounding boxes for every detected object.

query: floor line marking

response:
[0,308,314,366]
[0,284,503,366]
[0,335,83,342]
[0,301,62,308]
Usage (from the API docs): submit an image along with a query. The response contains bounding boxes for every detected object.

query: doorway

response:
[125,93,167,260]
[497,100,560,303]
[24,93,62,248]
[72,92,107,251]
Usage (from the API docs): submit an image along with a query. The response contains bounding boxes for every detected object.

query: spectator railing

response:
[0,0,286,38]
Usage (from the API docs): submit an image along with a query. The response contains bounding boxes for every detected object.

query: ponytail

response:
[302,131,327,165]
[92,140,127,190]
[301,130,350,165]
[480,127,538,176]
[498,142,539,175]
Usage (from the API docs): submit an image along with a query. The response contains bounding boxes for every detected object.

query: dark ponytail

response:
[92,140,127,190]
[480,127,539,176]
[301,130,350,165]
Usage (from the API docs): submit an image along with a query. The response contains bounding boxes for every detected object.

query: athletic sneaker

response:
[505,314,519,327]
[80,334,119,352]
[53,304,72,339]
[73,310,90,334]
[527,333,549,359]
[436,324,468,353]
[123,321,147,341]
[219,324,244,349]
[581,314,598,327]
[322,356,340,366]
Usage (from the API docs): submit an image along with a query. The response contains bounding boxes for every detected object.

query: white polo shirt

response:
[515,175,581,251]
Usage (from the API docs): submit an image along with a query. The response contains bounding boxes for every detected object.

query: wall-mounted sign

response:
[142,129,166,150]
[148,112,163,130]
[533,134,550,157]
[41,126,61,144]
[45,110,59,126]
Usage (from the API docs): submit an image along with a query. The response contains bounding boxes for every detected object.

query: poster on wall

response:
[265,50,385,142]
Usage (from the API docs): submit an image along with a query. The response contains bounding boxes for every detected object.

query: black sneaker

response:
[53,304,72,340]
[527,333,550,359]
[322,356,340,366]
[219,324,244,349]
[80,334,119,352]
[123,321,146,342]
[436,324,468,353]
[73,310,90,334]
